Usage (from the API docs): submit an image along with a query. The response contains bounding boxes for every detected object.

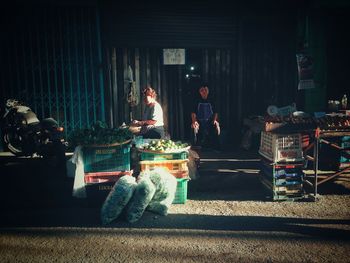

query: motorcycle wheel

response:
[3,132,26,156]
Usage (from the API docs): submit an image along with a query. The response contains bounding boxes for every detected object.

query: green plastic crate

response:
[82,143,131,173]
[173,178,189,204]
[340,136,350,163]
[140,151,188,161]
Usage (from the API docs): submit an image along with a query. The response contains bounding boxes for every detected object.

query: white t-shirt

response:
[142,101,164,127]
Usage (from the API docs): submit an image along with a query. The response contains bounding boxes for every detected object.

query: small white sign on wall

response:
[163,49,185,65]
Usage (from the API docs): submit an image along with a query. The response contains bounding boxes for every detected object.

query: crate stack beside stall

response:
[82,140,133,202]
[340,136,350,169]
[259,131,305,201]
[138,139,190,204]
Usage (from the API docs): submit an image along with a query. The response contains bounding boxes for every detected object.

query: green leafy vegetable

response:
[68,121,133,149]
[141,139,189,152]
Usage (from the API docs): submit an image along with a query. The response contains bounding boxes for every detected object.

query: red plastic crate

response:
[84,170,133,184]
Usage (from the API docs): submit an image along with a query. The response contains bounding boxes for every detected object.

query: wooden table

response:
[304,128,350,200]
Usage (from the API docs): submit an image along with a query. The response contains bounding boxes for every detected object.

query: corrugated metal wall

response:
[238,13,298,114]
[0,2,299,146]
[0,4,105,138]
[103,3,298,144]
[105,48,165,128]
[102,2,238,48]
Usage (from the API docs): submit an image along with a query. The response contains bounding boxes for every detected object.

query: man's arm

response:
[211,99,219,126]
[191,112,197,123]
[132,119,156,126]
[213,113,218,123]
[191,112,199,129]
[212,112,220,135]
[140,120,156,126]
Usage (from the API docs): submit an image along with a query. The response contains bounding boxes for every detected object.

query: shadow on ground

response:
[1,149,350,235]
[1,210,350,242]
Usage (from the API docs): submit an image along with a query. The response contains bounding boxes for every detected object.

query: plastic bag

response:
[100,175,137,225]
[188,149,200,180]
[141,168,177,216]
[72,146,86,198]
[126,175,156,223]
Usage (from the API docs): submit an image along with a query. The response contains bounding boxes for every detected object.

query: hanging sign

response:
[296,53,315,90]
[163,49,185,65]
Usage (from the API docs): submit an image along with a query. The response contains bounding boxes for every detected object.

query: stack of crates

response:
[82,142,132,201]
[340,136,350,169]
[260,157,305,201]
[259,132,304,163]
[259,131,305,201]
[138,144,190,204]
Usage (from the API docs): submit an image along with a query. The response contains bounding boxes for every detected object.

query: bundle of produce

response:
[68,121,133,148]
[141,168,177,216]
[138,139,190,153]
[125,176,156,223]
[100,175,137,225]
[315,114,350,130]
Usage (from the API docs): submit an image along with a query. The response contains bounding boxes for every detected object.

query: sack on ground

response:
[100,175,137,225]
[126,175,156,223]
[139,168,177,216]
[188,149,200,180]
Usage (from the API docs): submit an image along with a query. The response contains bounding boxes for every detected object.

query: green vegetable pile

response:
[140,139,189,152]
[68,121,133,149]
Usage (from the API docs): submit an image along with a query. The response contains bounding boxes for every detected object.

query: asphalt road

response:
[1,150,350,263]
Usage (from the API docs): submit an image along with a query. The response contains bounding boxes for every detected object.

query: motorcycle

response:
[1,99,67,173]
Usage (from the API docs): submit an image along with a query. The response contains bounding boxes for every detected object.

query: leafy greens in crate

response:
[68,121,133,148]
[140,139,189,152]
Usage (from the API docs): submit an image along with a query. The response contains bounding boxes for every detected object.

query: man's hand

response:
[131,120,141,126]
[191,121,199,130]
[213,120,220,135]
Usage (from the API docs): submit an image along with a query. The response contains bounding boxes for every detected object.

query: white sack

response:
[126,175,156,223]
[188,149,200,180]
[100,175,137,225]
[71,146,86,198]
[141,168,177,216]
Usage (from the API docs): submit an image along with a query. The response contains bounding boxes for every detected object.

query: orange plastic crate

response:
[139,159,188,173]
[171,170,189,178]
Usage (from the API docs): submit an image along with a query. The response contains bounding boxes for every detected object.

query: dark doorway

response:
[182,49,203,141]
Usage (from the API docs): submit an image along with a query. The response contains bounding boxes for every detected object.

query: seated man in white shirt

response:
[131,86,165,139]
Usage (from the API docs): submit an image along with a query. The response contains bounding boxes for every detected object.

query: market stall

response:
[260,110,350,201]
[303,115,350,199]
[67,121,195,224]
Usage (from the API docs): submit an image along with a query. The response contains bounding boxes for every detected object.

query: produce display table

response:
[303,128,350,199]
[263,112,350,201]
